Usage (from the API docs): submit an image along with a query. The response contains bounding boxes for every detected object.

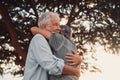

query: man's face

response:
[46,17,61,33]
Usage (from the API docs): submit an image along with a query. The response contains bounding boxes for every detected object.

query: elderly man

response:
[23,12,81,80]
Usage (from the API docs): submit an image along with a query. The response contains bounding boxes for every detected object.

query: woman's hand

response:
[65,50,82,66]
[31,26,40,35]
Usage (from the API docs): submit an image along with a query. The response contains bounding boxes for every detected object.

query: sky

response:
[79,46,120,80]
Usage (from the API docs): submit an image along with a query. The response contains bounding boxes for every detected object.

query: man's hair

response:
[38,12,60,28]
[60,25,71,39]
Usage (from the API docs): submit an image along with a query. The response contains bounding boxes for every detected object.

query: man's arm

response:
[62,64,80,77]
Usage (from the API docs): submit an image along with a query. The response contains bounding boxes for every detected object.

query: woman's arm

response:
[31,26,51,39]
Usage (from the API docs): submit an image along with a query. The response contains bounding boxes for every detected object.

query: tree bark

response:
[0,3,26,64]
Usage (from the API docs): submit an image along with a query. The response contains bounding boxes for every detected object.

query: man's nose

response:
[56,26,61,33]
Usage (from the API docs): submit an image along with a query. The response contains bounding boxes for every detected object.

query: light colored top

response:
[49,33,78,80]
[23,34,64,80]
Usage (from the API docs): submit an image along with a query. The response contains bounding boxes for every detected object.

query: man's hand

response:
[65,50,82,66]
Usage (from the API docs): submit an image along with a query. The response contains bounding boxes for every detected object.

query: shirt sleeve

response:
[31,34,64,75]
[49,32,66,51]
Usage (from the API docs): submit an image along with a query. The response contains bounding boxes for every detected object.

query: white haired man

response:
[23,12,81,80]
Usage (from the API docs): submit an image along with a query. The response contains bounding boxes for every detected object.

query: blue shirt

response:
[23,34,64,80]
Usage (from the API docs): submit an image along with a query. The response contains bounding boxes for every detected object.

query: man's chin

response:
[55,30,61,33]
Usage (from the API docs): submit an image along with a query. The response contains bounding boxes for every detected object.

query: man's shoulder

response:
[33,34,45,39]
[30,34,46,42]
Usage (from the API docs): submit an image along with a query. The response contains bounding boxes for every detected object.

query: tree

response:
[0,0,120,75]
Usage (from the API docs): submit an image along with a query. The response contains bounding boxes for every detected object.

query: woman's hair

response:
[38,12,60,28]
[60,25,71,39]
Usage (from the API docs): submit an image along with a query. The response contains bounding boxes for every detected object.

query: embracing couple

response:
[23,12,82,80]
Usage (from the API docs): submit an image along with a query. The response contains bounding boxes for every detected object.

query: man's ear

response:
[44,25,50,30]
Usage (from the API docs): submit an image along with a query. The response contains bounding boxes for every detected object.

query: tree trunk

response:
[0,3,26,64]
